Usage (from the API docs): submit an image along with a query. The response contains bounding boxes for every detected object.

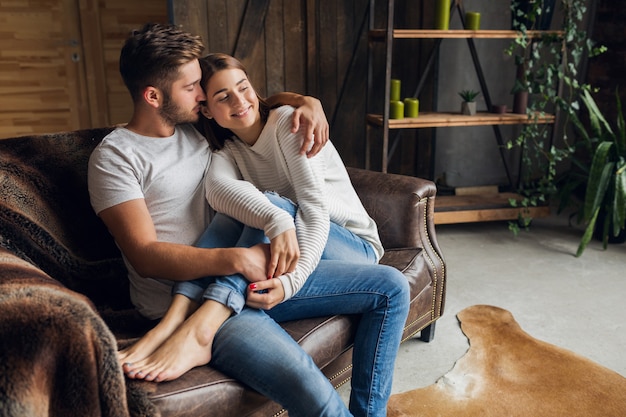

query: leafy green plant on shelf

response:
[458,89,481,102]
[505,0,606,235]
[559,89,626,256]
[459,89,481,115]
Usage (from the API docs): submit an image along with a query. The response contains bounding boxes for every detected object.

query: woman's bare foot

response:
[126,300,232,382]
[120,294,198,372]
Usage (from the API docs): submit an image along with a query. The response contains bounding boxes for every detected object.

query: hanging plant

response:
[510,0,557,31]
[504,0,606,235]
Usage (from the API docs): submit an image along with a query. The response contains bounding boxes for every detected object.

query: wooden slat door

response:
[0,0,89,137]
[0,0,168,139]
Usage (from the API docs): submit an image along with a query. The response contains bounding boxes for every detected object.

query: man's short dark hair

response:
[119,23,205,102]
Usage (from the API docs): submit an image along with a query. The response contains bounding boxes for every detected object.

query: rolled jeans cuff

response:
[172,281,204,303]
[203,283,245,314]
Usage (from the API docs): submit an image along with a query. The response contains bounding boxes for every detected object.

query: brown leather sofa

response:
[0,127,446,417]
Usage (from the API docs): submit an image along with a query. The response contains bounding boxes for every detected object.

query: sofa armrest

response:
[346,167,438,250]
[347,167,446,339]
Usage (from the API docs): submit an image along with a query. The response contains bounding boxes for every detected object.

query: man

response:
[89,23,409,417]
[89,22,351,417]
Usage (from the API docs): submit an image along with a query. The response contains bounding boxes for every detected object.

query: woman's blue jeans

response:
[174,194,410,417]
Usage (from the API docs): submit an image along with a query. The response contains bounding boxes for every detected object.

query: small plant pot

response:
[513,91,528,114]
[461,101,477,115]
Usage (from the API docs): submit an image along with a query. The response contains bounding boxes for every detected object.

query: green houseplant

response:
[511,0,556,31]
[505,0,606,234]
[565,89,626,256]
[459,89,480,115]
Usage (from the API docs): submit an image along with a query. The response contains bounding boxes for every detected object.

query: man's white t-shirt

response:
[88,124,211,319]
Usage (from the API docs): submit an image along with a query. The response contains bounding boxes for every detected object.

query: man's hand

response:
[267,229,299,279]
[291,96,329,157]
[238,243,272,283]
[246,278,285,310]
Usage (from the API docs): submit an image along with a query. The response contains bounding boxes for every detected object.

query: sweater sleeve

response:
[206,150,295,239]
[270,107,330,300]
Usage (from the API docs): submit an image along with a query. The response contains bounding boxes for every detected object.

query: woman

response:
[196,52,384,307]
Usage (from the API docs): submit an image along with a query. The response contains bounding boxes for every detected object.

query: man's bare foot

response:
[126,300,232,382]
[119,294,197,372]
[119,323,177,370]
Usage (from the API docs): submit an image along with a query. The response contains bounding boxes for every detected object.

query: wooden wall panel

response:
[0,0,167,139]
[92,0,168,125]
[0,0,86,137]
[173,0,380,169]
[283,0,306,94]
[174,0,209,52]
[264,0,285,97]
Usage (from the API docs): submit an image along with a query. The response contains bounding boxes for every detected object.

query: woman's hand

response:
[267,229,299,279]
[291,96,329,157]
[246,278,285,310]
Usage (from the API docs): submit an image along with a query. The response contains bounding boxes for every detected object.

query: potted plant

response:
[459,89,480,115]
[511,56,529,114]
[563,89,626,256]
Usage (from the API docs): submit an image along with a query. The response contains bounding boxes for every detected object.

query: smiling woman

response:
[179,51,407,417]
[197,53,272,149]
[200,62,263,144]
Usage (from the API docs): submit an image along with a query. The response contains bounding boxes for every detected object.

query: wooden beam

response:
[232,0,270,60]
[78,0,108,127]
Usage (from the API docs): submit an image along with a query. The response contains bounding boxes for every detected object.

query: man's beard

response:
[159,91,198,126]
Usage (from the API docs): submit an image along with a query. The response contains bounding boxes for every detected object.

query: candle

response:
[390,79,401,102]
[390,100,404,119]
[492,104,507,114]
[435,0,451,30]
[404,98,419,118]
[465,12,481,30]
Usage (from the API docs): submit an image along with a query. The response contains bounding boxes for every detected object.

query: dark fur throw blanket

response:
[0,252,158,417]
[0,129,158,417]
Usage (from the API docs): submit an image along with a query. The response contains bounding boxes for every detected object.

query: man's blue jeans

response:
[174,194,410,417]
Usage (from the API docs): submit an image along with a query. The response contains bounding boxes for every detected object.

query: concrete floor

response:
[339,211,626,401]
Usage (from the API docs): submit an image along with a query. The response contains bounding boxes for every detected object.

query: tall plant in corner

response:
[568,89,626,256]
[505,0,606,234]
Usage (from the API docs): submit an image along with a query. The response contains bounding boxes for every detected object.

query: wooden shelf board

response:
[434,193,550,225]
[370,29,563,40]
[367,111,555,129]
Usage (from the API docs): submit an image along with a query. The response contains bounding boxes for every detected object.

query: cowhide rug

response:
[388,305,626,417]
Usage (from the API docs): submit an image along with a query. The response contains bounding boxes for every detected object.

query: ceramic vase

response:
[461,101,477,115]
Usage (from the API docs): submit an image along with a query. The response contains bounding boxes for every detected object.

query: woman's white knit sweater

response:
[206,105,383,301]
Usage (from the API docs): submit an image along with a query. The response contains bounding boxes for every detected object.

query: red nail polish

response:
[249,283,257,290]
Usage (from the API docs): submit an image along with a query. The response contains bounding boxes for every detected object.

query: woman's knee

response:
[379,265,410,304]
